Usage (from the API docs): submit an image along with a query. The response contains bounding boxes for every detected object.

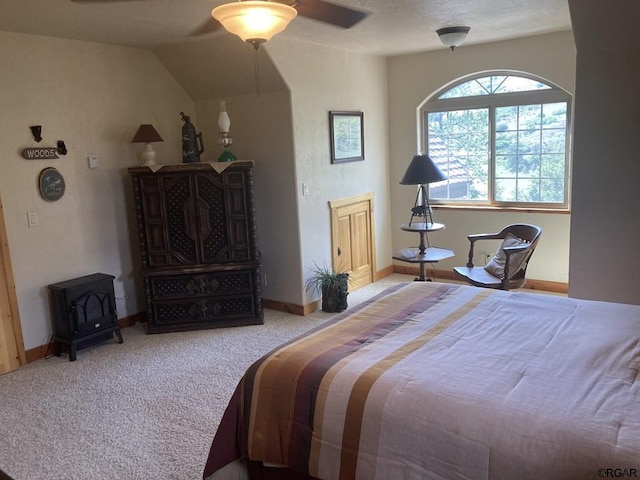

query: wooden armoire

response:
[128,161,263,333]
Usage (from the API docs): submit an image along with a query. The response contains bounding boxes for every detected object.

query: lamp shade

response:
[436,26,470,51]
[400,154,446,185]
[212,1,297,45]
[218,100,231,133]
[131,124,163,143]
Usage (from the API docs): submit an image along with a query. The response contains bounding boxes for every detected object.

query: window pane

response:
[541,129,566,153]
[540,154,565,177]
[519,104,542,127]
[469,132,488,154]
[495,178,516,201]
[438,81,489,99]
[517,178,540,202]
[518,155,541,178]
[495,77,551,93]
[427,108,489,201]
[439,75,552,99]
[542,103,567,128]
[495,131,517,155]
[495,154,515,177]
[518,129,541,154]
[496,106,518,131]
[541,179,565,203]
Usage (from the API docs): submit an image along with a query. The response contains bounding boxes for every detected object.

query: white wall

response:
[0,31,194,349]
[195,92,302,305]
[387,31,576,283]
[265,38,391,304]
[569,46,640,304]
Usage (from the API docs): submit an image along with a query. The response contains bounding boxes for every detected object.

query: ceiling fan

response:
[70,0,369,36]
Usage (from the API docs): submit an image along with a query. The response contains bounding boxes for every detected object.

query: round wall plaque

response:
[38,167,65,201]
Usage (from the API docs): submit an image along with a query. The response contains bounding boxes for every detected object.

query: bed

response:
[203,282,640,480]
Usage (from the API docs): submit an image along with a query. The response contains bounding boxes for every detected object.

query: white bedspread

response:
[204,283,640,480]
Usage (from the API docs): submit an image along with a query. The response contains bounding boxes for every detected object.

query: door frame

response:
[0,193,26,372]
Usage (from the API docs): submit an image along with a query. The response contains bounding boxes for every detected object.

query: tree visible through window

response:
[423,73,571,207]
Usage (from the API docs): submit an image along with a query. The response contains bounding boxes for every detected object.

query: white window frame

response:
[420,71,572,209]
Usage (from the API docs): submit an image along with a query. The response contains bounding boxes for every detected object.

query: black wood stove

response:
[48,273,123,361]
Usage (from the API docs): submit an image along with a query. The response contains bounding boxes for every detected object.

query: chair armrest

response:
[468,232,502,243]
[466,232,502,267]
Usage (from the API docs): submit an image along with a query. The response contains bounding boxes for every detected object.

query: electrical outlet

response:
[262,274,268,287]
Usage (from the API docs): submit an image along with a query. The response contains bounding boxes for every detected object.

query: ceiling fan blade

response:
[70,0,161,3]
[189,17,222,37]
[294,0,368,29]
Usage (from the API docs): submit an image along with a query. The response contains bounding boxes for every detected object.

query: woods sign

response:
[22,147,59,160]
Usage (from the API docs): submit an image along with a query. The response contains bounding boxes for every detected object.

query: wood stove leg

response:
[114,327,123,344]
[69,342,77,362]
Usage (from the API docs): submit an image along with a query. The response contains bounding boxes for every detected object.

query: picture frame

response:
[38,167,65,202]
[329,111,364,164]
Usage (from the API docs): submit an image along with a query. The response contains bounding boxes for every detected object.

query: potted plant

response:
[305,264,349,313]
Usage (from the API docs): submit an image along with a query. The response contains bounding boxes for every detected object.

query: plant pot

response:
[321,273,349,313]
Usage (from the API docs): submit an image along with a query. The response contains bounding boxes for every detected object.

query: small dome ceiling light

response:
[436,26,470,51]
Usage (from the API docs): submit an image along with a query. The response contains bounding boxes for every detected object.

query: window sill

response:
[432,204,570,214]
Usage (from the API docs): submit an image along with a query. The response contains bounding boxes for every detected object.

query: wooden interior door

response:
[0,194,26,375]
[330,193,375,291]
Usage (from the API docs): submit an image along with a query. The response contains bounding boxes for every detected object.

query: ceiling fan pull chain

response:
[253,45,261,98]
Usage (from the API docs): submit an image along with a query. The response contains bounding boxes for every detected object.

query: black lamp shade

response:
[132,124,163,143]
[400,154,446,185]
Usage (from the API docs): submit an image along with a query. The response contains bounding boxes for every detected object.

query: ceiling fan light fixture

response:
[212,1,298,46]
[436,26,470,51]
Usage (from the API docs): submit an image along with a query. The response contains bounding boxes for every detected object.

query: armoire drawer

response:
[148,294,260,332]
[148,270,254,300]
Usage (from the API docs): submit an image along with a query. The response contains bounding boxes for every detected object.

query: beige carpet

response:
[0,274,415,480]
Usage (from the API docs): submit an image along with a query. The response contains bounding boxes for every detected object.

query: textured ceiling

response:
[0,0,572,56]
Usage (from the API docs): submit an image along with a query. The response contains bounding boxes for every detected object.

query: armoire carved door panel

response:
[139,173,198,268]
[225,176,251,262]
[162,174,199,266]
[194,173,232,263]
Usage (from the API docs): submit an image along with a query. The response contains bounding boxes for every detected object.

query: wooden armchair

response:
[453,224,542,290]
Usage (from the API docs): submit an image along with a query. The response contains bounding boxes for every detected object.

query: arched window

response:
[422,72,571,208]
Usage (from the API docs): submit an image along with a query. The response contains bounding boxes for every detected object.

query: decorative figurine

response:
[180,112,204,163]
[30,125,43,143]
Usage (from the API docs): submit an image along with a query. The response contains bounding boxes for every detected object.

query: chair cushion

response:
[484,233,529,279]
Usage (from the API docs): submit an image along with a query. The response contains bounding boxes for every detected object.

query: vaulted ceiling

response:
[0,0,571,56]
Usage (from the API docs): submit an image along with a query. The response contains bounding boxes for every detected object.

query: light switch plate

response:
[27,211,39,228]
[86,155,99,169]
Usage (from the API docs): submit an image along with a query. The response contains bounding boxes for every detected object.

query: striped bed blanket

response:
[203,282,640,480]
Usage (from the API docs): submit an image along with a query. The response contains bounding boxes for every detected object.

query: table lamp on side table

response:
[399,154,446,226]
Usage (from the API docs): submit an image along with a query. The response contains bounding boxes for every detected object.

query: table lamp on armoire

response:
[400,154,446,226]
[131,124,163,166]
